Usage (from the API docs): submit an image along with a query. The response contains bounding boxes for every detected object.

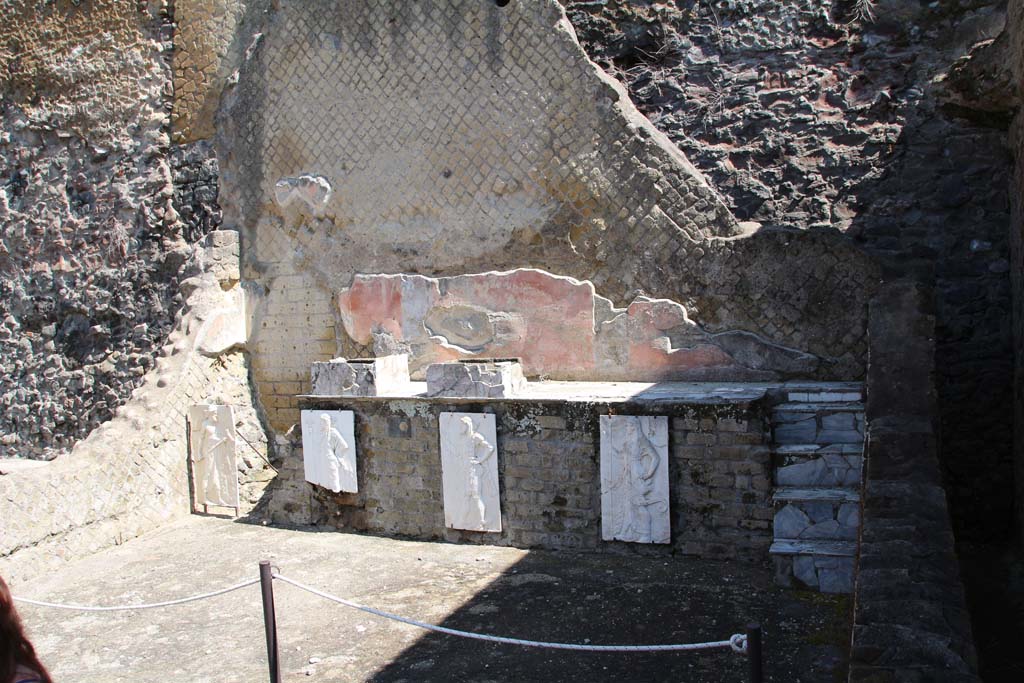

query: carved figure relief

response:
[600,415,670,544]
[300,410,358,493]
[439,412,501,532]
[188,405,240,512]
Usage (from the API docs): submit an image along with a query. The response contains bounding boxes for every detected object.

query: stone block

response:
[425,359,526,398]
[310,355,410,396]
[773,493,860,541]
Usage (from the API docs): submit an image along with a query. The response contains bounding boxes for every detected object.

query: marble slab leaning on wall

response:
[439,412,501,532]
[600,415,671,544]
[300,410,358,493]
[188,404,240,512]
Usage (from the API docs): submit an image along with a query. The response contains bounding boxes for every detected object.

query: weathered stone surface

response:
[0,236,271,583]
[172,0,264,143]
[338,269,820,382]
[599,415,670,544]
[851,281,979,680]
[439,412,501,533]
[227,0,880,433]
[0,2,223,461]
[771,541,856,594]
[425,360,526,399]
[310,355,410,397]
[772,404,865,445]
[273,175,332,216]
[775,446,862,487]
[568,0,1014,548]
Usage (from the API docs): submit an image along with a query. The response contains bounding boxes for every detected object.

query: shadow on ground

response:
[14,518,849,682]
[364,549,850,682]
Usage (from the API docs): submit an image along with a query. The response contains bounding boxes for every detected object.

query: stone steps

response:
[769,539,856,594]
[769,387,864,594]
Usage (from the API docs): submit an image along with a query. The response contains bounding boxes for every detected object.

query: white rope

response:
[273,573,747,654]
[13,577,261,612]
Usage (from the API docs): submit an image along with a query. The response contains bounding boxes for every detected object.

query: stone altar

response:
[310,354,410,396]
[425,359,527,398]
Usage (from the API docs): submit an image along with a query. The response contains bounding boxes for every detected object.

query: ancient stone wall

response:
[851,281,977,680]
[268,396,773,560]
[566,0,1015,542]
[0,0,212,460]
[214,0,878,433]
[1008,0,1024,546]
[0,233,272,583]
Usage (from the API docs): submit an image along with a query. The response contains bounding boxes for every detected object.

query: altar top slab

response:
[300,380,862,406]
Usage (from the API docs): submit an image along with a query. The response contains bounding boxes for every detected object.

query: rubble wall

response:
[565,0,1015,541]
[0,233,272,583]
[0,1,208,460]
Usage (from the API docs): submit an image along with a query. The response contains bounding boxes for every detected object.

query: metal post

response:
[746,623,763,683]
[259,561,281,683]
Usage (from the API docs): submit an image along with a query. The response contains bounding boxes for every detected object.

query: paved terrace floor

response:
[11,517,849,682]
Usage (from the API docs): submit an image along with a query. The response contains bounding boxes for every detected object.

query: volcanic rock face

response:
[564,0,1016,539]
[0,2,214,459]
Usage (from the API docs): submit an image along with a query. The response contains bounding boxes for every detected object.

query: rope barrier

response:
[236,430,279,473]
[272,572,747,654]
[13,577,261,612]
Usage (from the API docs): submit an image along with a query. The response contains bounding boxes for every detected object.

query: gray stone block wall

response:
[270,397,773,560]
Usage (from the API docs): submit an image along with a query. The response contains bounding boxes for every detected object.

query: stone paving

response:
[10,516,850,683]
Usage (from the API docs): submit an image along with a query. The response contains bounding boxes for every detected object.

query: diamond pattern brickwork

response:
[221,0,878,424]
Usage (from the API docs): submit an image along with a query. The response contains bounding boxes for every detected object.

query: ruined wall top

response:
[219,0,742,297]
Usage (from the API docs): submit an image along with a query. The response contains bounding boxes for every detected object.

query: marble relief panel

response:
[600,415,670,544]
[439,412,501,532]
[301,410,358,493]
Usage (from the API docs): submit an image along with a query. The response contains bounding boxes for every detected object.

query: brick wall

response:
[268,396,773,560]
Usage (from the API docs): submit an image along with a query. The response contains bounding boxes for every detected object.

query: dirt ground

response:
[9,516,849,682]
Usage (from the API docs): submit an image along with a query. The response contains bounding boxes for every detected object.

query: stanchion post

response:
[259,561,281,683]
[746,623,763,683]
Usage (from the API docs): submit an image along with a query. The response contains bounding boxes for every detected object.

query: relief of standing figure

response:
[196,406,237,507]
[319,413,355,492]
[459,415,495,530]
[603,417,669,544]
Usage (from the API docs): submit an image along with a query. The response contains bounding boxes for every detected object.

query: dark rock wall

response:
[1009,0,1024,544]
[564,0,1015,541]
[851,280,978,680]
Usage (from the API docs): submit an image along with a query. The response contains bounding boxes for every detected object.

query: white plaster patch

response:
[188,404,240,510]
[274,174,332,215]
[439,412,500,532]
[300,410,357,493]
[600,415,670,544]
